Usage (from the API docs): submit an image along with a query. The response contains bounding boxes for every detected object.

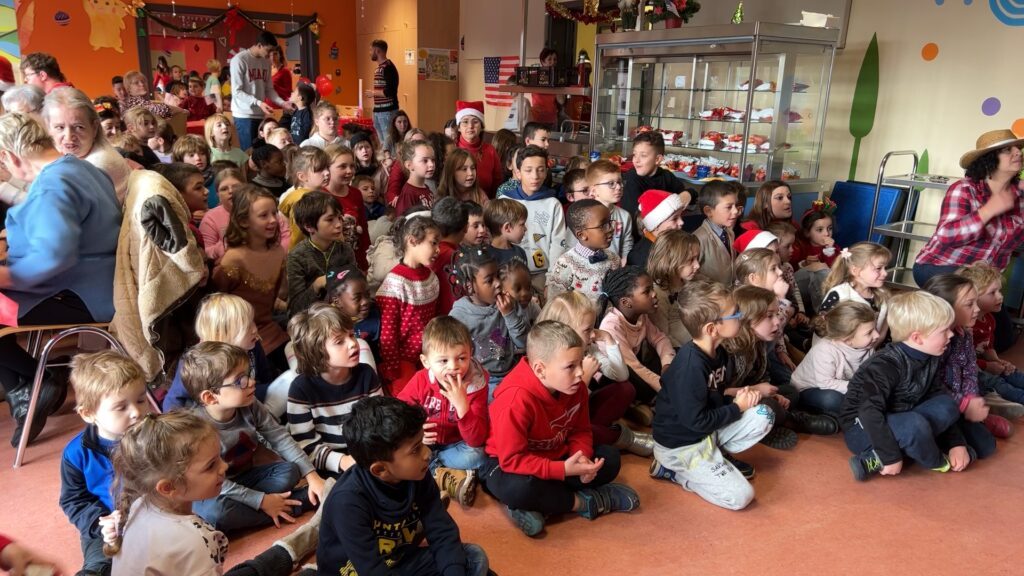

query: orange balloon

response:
[1013,118,1024,138]
[921,43,939,61]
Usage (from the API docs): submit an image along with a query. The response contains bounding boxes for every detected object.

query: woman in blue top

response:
[0,112,122,448]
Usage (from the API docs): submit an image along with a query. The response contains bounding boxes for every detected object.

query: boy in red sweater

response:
[430,197,469,315]
[481,320,640,537]
[398,317,489,507]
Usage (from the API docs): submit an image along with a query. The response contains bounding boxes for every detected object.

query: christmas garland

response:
[137,6,323,39]
[544,0,619,24]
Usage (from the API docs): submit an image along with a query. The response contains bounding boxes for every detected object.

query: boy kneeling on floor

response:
[317,396,491,575]
[481,320,640,537]
[841,290,973,481]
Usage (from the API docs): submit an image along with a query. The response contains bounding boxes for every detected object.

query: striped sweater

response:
[286,364,382,473]
[376,263,440,389]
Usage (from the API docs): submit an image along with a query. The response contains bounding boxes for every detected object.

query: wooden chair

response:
[4,324,162,468]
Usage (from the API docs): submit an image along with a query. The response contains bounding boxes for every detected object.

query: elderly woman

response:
[1,85,44,116]
[0,112,121,447]
[914,128,1024,351]
[120,69,182,120]
[454,100,503,198]
[43,87,132,204]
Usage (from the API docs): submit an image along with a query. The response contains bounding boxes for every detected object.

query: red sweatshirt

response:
[330,186,370,270]
[377,263,439,393]
[458,136,503,199]
[396,181,434,217]
[430,240,460,315]
[397,361,490,447]
[485,357,592,481]
[386,160,406,207]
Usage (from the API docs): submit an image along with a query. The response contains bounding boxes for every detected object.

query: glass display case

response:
[590,22,839,185]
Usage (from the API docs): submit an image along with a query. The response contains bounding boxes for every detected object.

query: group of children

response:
[49,106,1024,576]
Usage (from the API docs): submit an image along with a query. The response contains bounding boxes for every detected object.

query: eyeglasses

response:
[22,70,37,79]
[593,180,623,190]
[220,372,255,390]
[717,310,743,322]
[585,220,614,232]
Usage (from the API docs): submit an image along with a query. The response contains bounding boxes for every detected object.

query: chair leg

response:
[13,362,48,468]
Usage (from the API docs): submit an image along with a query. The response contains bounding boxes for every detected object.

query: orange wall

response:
[17,0,357,104]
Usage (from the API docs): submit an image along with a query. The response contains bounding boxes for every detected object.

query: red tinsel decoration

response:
[224,7,245,46]
[544,0,620,24]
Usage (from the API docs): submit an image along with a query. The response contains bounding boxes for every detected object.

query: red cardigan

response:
[429,240,460,315]
[485,357,592,480]
[458,136,503,199]
[397,362,490,447]
[330,186,370,270]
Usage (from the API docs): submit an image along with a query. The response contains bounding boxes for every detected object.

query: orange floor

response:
[3,346,1024,575]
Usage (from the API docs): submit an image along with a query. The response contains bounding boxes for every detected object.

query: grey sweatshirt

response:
[196,401,315,510]
[230,50,286,119]
[449,296,529,378]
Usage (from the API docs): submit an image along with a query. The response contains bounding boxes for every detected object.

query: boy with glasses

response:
[650,278,775,511]
[546,198,619,302]
[586,159,633,264]
[182,341,328,533]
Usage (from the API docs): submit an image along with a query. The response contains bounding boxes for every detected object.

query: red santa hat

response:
[733,229,779,253]
[639,189,684,231]
[455,100,485,125]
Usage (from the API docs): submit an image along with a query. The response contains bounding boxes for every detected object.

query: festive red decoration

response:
[544,0,619,24]
[315,74,334,98]
[224,7,245,46]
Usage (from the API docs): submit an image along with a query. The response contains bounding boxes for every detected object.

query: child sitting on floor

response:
[627,189,687,267]
[464,201,489,246]
[485,197,529,267]
[376,213,442,394]
[482,321,641,537]
[251,144,289,198]
[60,351,151,576]
[279,146,331,242]
[647,229,701,348]
[182,341,327,532]
[791,301,878,417]
[326,267,381,361]
[650,278,774,511]
[539,291,653,456]
[317,396,491,575]
[694,180,742,286]
[286,191,357,316]
[397,316,490,507]
[819,242,891,338]
[598,266,675,426]
[841,290,972,481]
[108,411,324,576]
[546,198,619,302]
[449,247,530,399]
[733,247,796,371]
[287,302,383,478]
[499,259,541,328]
[205,113,248,168]
[957,262,1024,418]
[430,197,469,315]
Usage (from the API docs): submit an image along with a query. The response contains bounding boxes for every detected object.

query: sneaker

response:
[439,490,451,510]
[931,457,952,473]
[724,453,755,479]
[576,483,641,520]
[759,426,798,450]
[433,467,477,507]
[983,414,1014,439]
[648,459,676,482]
[625,403,654,427]
[984,393,1024,420]
[789,411,839,435]
[849,449,883,481]
[505,506,544,537]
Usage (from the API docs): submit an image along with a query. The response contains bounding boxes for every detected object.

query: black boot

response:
[8,375,65,448]
[789,410,839,436]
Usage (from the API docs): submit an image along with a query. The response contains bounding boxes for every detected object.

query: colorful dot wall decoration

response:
[982,97,1001,116]
[921,43,939,61]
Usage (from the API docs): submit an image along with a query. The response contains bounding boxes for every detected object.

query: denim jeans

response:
[235,116,261,151]
[843,394,959,469]
[980,369,1024,404]
[80,532,110,575]
[799,388,845,416]
[192,461,306,533]
[959,417,996,459]
[373,109,398,151]
[430,441,488,474]
[911,262,958,288]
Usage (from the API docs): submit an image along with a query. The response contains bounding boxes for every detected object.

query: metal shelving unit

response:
[869,150,958,288]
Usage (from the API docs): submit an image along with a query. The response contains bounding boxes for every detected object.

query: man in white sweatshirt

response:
[230,31,293,150]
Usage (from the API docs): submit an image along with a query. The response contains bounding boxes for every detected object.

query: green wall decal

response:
[849,33,880,181]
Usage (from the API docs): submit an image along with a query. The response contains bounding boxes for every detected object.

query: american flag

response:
[484,56,518,108]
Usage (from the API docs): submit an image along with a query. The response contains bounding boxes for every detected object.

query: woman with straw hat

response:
[913,128,1024,286]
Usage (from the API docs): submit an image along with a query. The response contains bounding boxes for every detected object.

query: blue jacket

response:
[59,425,116,538]
[4,155,121,321]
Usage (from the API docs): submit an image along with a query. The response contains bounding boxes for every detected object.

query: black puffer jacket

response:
[839,342,965,464]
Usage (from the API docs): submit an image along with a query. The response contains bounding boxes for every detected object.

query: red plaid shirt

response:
[916,178,1024,270]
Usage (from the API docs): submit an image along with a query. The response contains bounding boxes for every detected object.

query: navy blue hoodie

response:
[60,425,116,538]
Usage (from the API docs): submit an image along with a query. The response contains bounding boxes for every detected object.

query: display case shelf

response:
[590,22,838,184]
[872,220,936,242]
[497,85,591,97]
